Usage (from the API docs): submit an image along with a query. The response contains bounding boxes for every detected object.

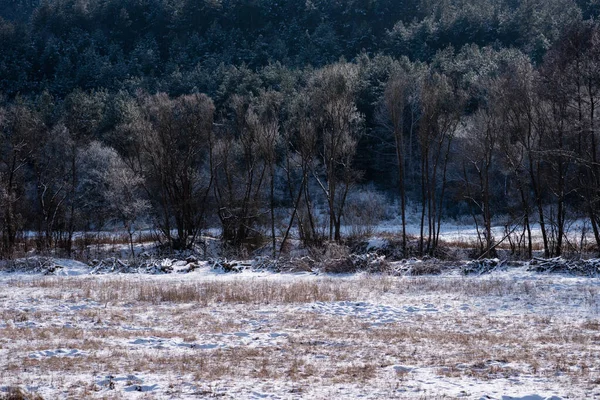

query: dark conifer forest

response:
[2,0,600,258]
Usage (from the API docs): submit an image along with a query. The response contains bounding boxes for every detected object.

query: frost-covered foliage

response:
[2,2,600,259]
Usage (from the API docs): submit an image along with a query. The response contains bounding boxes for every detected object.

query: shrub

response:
[0,387,44,400]
[344,189,389,238]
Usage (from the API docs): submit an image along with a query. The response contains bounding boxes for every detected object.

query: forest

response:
[2,0,600,260]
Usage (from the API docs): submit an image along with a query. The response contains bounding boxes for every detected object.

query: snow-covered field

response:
[1,262,600,399]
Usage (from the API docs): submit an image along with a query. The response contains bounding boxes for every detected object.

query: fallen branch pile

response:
[462,258,507,275]
[528,257,600,276]
[251,256,316,273]
[210,256,318,273]
[90,256,200,274]
[320,253,389,274]
[208,258,253,273]
[2,257,60,275]
[6,252,600,278]
[392,258,451,276]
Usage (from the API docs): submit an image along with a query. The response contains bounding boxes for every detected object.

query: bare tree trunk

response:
[129,229,135,258]
[270,163,276,257]
[2,154,17,256]
[280,175,306,254]
[419,150,427,256]
[528,144,550,257]
[67,149,77,257]
[435,135,453,252]
[519,186,533,259]
[395,129,407,256]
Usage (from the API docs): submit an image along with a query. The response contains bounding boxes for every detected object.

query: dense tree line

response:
[0,0,597,97]
[1,0,600,258]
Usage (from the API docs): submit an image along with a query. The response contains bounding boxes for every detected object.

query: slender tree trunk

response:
[395,128,407,256]
[270,163,276,257]
[518,186,533,259]
[129,229,135,258]
[280,175,306,254]
[67,149,77,257]
[419,148,427,256]
[3,155,17,256]
[303,169,317,243]
[528,148,549,257]
[435,135,453,252]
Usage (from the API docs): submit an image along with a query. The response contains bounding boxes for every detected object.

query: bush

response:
[0,387,44,400]
[344,189,389,238]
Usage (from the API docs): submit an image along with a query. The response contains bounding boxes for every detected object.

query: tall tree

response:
[418,72,462,255]
[247,90,282,256]
[133,92,215,250]
[382,70,411,255]
[309,63,364,242]
[0,101,37,256]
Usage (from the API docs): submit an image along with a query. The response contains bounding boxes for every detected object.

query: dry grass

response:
[12,277,354,305]
[2,274,600,398]
[0,387,44,400]
[10,273,548,304]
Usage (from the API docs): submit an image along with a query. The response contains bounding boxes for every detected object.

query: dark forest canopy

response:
[0,0,597,97]
[3,0,600,259]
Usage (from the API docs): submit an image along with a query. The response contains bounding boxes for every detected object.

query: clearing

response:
[0,263,599,399]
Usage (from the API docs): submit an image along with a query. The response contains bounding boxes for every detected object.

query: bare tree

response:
[25,93,72,253]
[106,154,149,257]
[543,21,600,255]
[280,90,321,250]
[132,92,215,250]
[247,91,283,256]
[0,101,36,256]
[309,63,364,242]
[494,62,535,258]
[461,99,500,257]
[61,90,107,255]
[493,60,541,258]
[213,94,271,250]
[81,141,149,257]
[382,70,410,255]
[418,72,462,255]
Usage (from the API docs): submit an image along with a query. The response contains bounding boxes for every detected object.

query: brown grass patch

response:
[0,387,44,400]
[2,273,599,398]
[15,277,354,305]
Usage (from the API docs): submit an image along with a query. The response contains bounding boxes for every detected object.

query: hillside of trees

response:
[2,0,600,259]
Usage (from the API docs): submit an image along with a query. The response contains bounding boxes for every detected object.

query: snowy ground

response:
[375,220,594,249]
[1,263,600,399]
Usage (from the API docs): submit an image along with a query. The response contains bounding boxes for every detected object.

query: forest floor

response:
[1,261,599,399]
